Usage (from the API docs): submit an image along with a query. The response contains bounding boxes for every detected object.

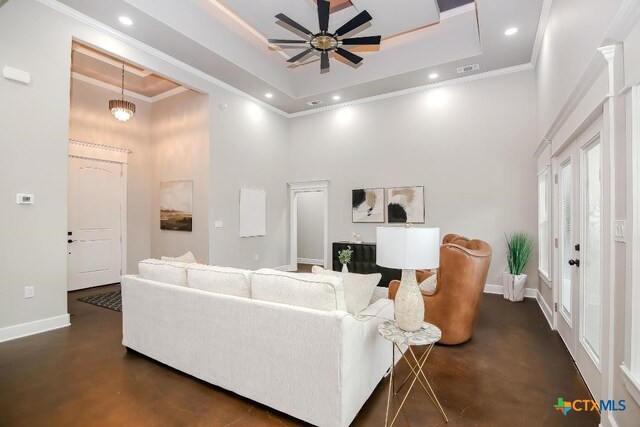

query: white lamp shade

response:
[376,226,440,270]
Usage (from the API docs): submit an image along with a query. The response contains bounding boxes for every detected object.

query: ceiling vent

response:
[456,64,480,74]
[307,100,324,106]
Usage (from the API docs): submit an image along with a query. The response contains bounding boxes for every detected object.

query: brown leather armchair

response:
[389,234,492,345]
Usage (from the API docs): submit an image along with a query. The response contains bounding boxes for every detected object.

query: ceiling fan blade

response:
[276,13,314,37]
[334,10,373,37]
[287,48,315,63]
[268,39,309,44]
[340,35,381,46]
[335,47,363,65]
[318,0,330,33]
[321,51,330,71]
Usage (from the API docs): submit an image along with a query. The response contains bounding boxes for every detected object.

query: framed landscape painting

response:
[387,186,425,223]
[352,188,385,223]
[160,180,193,231]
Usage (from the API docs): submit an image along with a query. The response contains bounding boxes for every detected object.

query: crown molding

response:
[69,139,132,154]
[531,0,553,66]
[37,0,290,118]
[71,72,153,103]
[289,63,534,118]
[534,138,551,159]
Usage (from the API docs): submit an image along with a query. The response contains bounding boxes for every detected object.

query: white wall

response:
[0,0,73,330]
[151,90,210,261]
[69,79,153,273]
[208,91,290,270]
[536,0,623,140]
[290,70,539,286]
[297,191,324,262]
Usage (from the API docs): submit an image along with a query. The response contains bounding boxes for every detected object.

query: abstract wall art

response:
[160,180,193,231]
[352,188,385,223]
[387,186,425,223]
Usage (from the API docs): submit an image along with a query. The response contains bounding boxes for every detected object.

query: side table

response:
[378,320,448,426]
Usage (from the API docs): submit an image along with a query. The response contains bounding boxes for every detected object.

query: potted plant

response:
[503,232,533,302]
[338,246,353,273]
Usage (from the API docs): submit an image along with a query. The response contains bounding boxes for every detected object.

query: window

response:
[538,168,551,280]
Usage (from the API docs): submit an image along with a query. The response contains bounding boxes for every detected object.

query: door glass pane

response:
[560,162,573,317]
[583,142,602,359]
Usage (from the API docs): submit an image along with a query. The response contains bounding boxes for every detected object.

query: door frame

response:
[288,180,329,271]
[68,139,129,276]
[551,115,606,399]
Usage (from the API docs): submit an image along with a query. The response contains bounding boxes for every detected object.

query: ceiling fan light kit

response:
[268,0,381,72]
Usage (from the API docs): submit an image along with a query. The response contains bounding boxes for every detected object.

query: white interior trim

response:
[621,364,640,406]
[0,314,70,343]
[530,0,553,66]
[73,44,153,77]
[483,284,537,299]
[288,181,330,271]
[536,289,554,329]
[71,72,189,104]
[289,63,534,118]
[68,140,129,279]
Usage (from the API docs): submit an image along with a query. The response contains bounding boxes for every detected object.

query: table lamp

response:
[377,226,440,331]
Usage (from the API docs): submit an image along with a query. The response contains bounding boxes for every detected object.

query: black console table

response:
[332,242,401,288]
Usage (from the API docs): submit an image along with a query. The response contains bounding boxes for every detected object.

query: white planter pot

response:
[341,264,349,273]
[502,272,527,302]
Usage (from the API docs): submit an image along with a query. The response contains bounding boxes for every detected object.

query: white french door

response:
[68,157,123,291]
[555,121,603,400]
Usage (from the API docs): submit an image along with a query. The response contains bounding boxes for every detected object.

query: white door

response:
[554,122,603,400]
[68,157,123,291]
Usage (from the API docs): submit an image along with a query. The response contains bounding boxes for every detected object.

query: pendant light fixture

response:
[109,62,135,122]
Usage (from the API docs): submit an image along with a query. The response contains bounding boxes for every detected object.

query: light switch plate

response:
[24,286,34,298]
[615,220,626,243]
[214,221,223,228]
[16,193,34,204]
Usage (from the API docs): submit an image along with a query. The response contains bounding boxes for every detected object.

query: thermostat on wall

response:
[16,193,34,205]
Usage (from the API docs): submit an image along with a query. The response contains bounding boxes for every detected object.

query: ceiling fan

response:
[268,0,381,72]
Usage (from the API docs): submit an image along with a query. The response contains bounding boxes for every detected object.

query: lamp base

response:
[394,269,425,332]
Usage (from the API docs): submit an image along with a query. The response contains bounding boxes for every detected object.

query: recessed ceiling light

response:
[428,73,439,80]
[265,93,273,99]
[119,16,133,26]
[332,95,341,101]
[504,27,518,36]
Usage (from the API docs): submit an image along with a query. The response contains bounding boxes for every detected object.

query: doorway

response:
[68,150,127,291]
[554,117,603,400]
[288,181,329,271]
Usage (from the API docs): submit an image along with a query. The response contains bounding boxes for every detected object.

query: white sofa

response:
[121,261,394,427]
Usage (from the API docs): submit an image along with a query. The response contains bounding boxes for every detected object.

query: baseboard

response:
[536,290,554,329]
[0,314,70,343]
[483,284,537,298]
[297,258,323,265]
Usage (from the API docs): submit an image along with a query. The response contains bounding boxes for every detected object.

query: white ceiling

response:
[55,0,545,114]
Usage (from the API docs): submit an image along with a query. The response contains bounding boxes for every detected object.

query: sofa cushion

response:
[251,269,347,312]
[138,259,190,286]
[187,265,251,298]
[311,266,380,314]
[161,251,197,264]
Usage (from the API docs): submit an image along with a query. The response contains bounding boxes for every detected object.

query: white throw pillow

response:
[138,259,189,286]
[369,286,389,305]
[311,266,380,314]
[251,269,347,312]
[187,265,251,298]
[419,274,438,295]
[161,251,197,264]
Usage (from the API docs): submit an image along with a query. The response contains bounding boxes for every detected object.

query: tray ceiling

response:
[54,0,544,114]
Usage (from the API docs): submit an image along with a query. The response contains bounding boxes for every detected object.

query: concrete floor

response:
[0,282,598,427]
